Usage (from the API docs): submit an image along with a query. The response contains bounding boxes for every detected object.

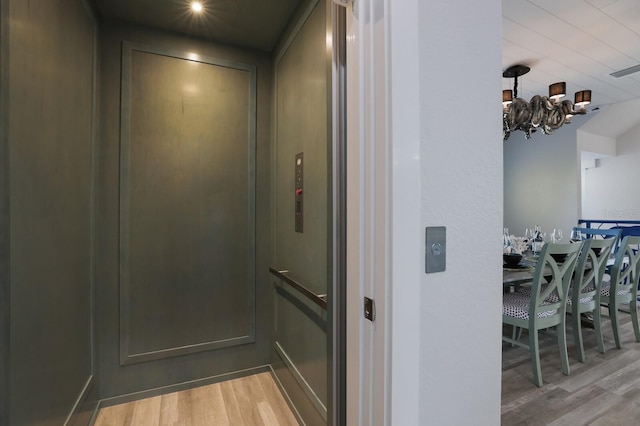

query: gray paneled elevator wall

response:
[120,42,257,364]
[0,0,98,424]
[96,22,273,398]
[271,1,332,425]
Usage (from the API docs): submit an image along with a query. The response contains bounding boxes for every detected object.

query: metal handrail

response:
[269,267,327,310]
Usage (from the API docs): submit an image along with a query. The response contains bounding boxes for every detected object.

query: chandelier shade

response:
[502,65,591,141]
[574,90,591,107]
[548,82,566,100]
[502,90,513,106]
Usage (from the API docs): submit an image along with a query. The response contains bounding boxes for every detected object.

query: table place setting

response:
[502,225,575,289]
[502,225,566,270]
[503,228,534,271]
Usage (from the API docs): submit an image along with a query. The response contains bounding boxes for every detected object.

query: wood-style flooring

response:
[95,310,640,425]
[93,372,299,426]
[502,307,640,425]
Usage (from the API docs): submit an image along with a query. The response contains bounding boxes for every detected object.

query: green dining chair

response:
[568,237,616,361]
[502,241,583,387]
[599,235,640,351]
[572,226,622,253]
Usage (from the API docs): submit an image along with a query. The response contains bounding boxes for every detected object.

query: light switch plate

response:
[425,226,446,273]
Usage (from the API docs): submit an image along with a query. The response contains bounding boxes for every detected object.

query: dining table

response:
[503,251,620,289]
[503,255,538,289]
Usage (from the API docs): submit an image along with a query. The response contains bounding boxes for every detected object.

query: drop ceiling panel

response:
[90,0,640,113]
[602,0,640,34]
[531,0,640,63]
[503,0,640,111]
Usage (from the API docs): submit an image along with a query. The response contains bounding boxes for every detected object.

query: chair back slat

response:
[529,242,583,321]
[610,236,640,298]
[573,226,622,253]
[573,238,616,305]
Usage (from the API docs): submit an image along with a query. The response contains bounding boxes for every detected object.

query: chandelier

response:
[502,64,591,141]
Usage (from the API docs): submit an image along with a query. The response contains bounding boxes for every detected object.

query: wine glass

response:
[525,228,534,252]
[555,228,563,242]
[534,232,546,254]
[503,228,511,249]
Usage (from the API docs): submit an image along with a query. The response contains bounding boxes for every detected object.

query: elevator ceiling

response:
[93,0,303,52]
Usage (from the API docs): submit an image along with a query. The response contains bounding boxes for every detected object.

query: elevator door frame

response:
[329,2,347,425]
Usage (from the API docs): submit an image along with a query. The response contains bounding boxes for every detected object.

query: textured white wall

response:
[617,121,640,156]
[577,129,616,157]
[417,1,503,424]
[346,1,423,424]
[503,123,582,241]
[389,0,422,424]
[582,122,640,221]
[349,1,503,423]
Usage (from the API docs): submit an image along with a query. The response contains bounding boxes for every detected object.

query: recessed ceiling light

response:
[191,1,203,12]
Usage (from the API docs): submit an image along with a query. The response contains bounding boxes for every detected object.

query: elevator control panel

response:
[295,152,304,233]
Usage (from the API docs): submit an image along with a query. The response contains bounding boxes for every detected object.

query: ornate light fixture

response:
[502,64,591,141]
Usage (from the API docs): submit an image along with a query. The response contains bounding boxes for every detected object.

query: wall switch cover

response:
[425,226,446,273]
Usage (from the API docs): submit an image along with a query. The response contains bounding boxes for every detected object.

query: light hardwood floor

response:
[502,308,640,425]
[93,372,299,426]
[95,311,640,425]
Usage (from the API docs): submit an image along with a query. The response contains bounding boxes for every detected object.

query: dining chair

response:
[572,226,622,253]
[502,241,583,387]
[599,235,640,351]
[568,237,616,361]
[610,225,640,239]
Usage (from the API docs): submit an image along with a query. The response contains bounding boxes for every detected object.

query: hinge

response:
[364,297,375,321]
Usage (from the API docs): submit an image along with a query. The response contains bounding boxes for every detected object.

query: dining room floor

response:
[502,307,640,425]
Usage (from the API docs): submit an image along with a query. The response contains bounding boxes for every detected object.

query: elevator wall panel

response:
[271,1,330,424]
[120,45,255,364]
[3,0,98,424]
[97,23,273,398]
[274,2,328,291]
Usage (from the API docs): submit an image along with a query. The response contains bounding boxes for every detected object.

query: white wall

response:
[577,129,616,158]
[347,0,502,424]
[617,120,640,156]
[417,1,503,424]
[504,102,640,235]
[503,121,584,241]
[346,2,423,423]
[582,122,640,221]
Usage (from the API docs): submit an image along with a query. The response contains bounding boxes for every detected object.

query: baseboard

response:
[64,375,96,426]
[267,364,305,426]
[87,402,101,426]
[274,341,327,420]
[94,365,271,411]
